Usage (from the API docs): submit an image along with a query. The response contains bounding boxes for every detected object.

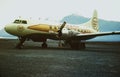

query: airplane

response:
[4,10,120,49]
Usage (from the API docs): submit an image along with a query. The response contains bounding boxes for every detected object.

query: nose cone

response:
[4,24,17,35]
[4,25,8,33]
[4,24,11,33]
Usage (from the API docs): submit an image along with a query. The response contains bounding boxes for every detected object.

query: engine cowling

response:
[61,28,79,37]
[61,28,69,36]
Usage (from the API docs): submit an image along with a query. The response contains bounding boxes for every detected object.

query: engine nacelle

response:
[61,28,79,37]
[62,28,69,35]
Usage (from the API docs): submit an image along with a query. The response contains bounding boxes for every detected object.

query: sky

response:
[0,0,120,29]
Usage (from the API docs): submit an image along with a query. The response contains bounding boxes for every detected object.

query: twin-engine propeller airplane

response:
[4,10,120,49]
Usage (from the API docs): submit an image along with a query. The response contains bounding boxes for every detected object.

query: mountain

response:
[0,28,15,37]
[61,14,90,24]
[61,14,120,31]
[61,14,120,41]
[0,14,120,41]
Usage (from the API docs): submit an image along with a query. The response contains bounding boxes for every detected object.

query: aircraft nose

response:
[4,24,16,35]
[4,24,11,33]
[4,25,7,31]
[4,25,8,32]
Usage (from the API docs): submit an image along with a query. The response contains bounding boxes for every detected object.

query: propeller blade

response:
[58,21,66,37]
[60,21,66,31]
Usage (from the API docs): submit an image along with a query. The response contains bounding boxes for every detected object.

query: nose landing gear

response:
[15,37,26,49]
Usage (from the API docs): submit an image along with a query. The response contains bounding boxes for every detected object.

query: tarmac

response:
[0,39,120,77]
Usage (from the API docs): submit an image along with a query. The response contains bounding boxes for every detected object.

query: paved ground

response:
[0,39,120,77]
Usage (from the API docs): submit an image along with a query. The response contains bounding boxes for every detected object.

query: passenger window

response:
[54,26,57,30]
[50,26,52,29]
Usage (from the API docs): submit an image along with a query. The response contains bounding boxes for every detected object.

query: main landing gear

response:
[42,42,48,48]
[69,40,86,49]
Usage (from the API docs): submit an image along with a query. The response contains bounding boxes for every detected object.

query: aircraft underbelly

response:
[25,33,58,42]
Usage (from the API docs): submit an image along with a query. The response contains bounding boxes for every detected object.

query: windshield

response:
[13,19,27,24]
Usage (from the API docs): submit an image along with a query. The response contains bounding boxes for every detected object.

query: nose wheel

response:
[15,37,26,49]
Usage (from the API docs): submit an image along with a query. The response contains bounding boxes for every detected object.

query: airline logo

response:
[17,25,25,32]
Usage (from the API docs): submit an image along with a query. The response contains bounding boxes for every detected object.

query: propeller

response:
[57,21,66,47]
[58,21,66,37]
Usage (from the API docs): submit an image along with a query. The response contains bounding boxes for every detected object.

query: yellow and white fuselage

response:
[4,10,120,49]
[4,13,98,41]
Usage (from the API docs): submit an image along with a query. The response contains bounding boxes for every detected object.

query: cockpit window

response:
[14,20,20,23]
[22,20,27,24]
[13,19,27,24]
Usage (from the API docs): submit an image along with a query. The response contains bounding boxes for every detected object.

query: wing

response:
[72,31,120,40]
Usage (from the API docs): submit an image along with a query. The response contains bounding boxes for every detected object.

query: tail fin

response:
[82,10,99,32]
[91,10,99,31]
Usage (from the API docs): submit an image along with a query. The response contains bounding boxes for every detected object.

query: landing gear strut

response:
[42,42,47,48]
[70,40,86,49]
[58,40,63,47]
[16,37,26,49]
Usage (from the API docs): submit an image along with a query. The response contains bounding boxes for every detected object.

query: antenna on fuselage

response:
[18,16,22,19]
